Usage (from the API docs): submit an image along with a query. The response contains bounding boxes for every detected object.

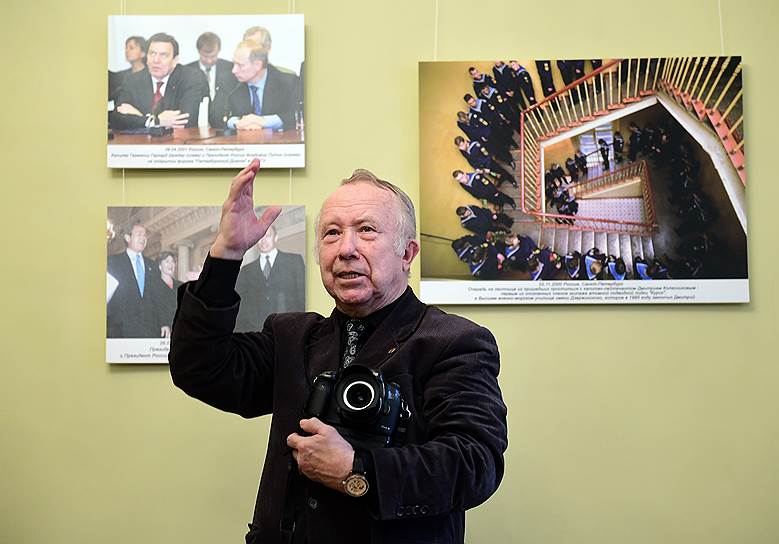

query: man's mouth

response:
[337,272,362,279]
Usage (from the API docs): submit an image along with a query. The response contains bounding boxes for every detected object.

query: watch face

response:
[344,474,369,497]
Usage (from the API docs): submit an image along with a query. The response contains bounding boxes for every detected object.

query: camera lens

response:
[342,380,375,411]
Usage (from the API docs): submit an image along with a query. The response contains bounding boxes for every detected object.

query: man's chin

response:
[334,286,372,307]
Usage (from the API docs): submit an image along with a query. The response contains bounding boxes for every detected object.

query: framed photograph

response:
[418,57,747,304]
[107,14,305,168]
[106,205,306,363]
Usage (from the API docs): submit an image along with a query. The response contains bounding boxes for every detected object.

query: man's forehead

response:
[320,183,395,221]
[149,42,173,54]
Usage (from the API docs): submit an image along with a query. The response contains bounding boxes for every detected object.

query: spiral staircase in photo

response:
[503,56,744,275]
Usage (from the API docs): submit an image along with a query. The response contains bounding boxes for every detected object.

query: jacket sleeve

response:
[112,76,148,130]
[369,323,508,519]
[265,68,299,130]
[168,282,276,418]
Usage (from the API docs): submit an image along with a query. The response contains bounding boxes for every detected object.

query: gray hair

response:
[243,26,272,49]
[314,169,417,259]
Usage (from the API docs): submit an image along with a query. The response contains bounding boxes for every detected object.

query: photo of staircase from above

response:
[419,56,747,302]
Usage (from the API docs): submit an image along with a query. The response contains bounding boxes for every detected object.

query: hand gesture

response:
[210,159,282,261]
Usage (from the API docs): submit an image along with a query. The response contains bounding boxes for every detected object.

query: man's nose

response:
[338,230,358,259]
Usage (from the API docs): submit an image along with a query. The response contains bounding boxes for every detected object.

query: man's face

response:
[317,183,418,317]
[470,68,481,79]
[147,41,177,80]
[125,225,147,253]
[455,172,467,182]
[232,47,263,83]
[257,228,277,253]
[125,40,144,64]
[198,47,220,68]
[467,97,477,108]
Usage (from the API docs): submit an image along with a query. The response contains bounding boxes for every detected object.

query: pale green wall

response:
[2,0,778,542]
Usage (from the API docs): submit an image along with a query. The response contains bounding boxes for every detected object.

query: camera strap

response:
[280,454,302,544]
[391,398,412,447]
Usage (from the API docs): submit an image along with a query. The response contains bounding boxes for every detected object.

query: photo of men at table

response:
[108,24,303,135]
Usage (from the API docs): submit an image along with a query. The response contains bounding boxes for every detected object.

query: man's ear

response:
[402,240,420,272]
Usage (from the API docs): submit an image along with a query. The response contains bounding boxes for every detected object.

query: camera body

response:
[304,364,410,450]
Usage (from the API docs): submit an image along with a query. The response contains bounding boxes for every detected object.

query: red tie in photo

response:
[150,81,164,112]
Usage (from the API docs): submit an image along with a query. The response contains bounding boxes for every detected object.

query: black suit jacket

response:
[185,58,238,100]
[112,65,202,129]
[107,252,158,338]
[234,250,306,332]
[169,266,507,544]
[148,275,183,331]
[209,64,299,129]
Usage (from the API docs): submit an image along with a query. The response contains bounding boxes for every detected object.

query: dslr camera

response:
[304,364,410,450]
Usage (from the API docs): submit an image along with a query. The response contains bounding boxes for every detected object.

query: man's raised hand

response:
[210,159,283,261]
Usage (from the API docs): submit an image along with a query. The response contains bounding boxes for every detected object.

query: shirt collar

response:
[152,72,172,88]
[333,286,412,334]
[259,248,278,261]
[249,68,269,91]
[125,248,143,261]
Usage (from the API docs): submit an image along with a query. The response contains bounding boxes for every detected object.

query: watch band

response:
[352,451,366,474]
[343,451,369,498]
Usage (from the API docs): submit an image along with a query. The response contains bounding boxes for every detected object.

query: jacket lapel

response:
[303,290,428,381]
[354,290,428,371]
[138,71,154,114]
[121,252,144,299]
[304,311,340,382]
[158,65,179,113]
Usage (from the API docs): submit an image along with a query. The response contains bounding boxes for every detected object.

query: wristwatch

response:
[342,452,369,497]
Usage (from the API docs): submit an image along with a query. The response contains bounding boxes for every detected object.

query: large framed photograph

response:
[107,14,305,169]
[419,57,747,304]
[106,205,306,363]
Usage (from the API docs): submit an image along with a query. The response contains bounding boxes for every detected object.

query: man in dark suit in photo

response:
[208,39,298,130]
[106,223,157,338]
[186,31,237,101]
[111,32,203,130]
[234,223,305,332]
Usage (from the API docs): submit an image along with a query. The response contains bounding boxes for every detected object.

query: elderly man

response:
[169,160,507,544]
[112,33,202,130]
[208,40,298,130]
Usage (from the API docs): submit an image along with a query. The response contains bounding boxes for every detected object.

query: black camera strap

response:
[280,454,303,544]
[390,397,412,447]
